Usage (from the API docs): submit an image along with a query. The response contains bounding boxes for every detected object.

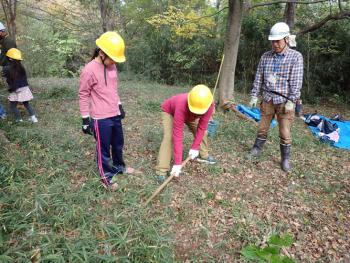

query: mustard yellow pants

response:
[258,100,295,145]
[155,112,209,175]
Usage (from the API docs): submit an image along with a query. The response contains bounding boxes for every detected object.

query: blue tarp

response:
[306,115,350,150]
[236,104,277,128]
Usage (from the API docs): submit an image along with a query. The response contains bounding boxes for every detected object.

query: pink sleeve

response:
[79,69,95,117]
[172,107,186,165]
[191,104,214,150]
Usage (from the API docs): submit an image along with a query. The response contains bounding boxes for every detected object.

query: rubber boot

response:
[280,144,291,172]
[250,137,266,156]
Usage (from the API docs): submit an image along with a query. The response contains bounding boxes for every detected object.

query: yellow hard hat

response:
[6,48,23,60]
[187,84,213,114]
[96,31,126,63]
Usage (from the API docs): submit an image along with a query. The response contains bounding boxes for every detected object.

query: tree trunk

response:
[218,0,243,106]
[99,0,118,32]
[284,2,296,31]
[214,0,222,36]
[0,0,17,39]
[99,0,108,32]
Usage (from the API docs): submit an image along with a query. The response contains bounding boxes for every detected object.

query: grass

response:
[0,74,350,262]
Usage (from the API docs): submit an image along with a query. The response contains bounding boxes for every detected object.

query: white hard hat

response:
[268,22,290,41]
[0,22,5,31]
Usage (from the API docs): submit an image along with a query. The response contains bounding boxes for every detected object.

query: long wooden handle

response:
[144,156,191,206]
[212,54,225,98]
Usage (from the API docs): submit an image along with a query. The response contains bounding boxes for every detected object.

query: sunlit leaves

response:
[147,6,215,40]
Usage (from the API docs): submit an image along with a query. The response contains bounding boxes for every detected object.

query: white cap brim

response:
[268,35,287,41]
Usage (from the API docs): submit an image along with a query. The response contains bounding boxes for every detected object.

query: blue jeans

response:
[0,103,6,118]
[93,116,125,185]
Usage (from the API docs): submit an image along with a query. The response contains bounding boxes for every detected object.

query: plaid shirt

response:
[251,47,303,104]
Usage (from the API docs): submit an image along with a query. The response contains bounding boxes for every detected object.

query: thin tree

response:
[218,0,243,106]
[99,0,119,32]
[1,0,17,39]
[284,2,296,31]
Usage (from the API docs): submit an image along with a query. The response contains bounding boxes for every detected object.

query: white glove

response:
[288,35,297,47]
[249,97,258,108]
[188,149,199,160]
[171,165,182,177]
[285,100,295,111]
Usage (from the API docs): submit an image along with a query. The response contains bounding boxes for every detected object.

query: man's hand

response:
[188,149,199,160]
[249,97,258,108]
[119,104,125,119]
[285,101,295,112]
[82,117,93,135]
[171,165,182,177]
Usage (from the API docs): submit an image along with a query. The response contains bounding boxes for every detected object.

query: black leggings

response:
[10,101,35,120]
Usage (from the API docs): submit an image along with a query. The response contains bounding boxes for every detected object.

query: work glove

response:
[82,117,93,135]
[285,100,295,112]
[171,165,182,177]
[119,104,125,119]
[249,96,258,108]
[188,149,199,160]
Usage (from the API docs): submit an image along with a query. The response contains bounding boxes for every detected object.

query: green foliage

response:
[147,6,215,39]
[140,100,161,113]
[40,86,76,100]
[126,2,222,85]
[18,18,83,77]
[241,234,295,263]
[296,4,350,103]
[11,0,350,102]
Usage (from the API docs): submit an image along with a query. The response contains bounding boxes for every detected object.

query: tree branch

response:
[297,10,350,35]
[248,0,329,10]
[338,0,342,11]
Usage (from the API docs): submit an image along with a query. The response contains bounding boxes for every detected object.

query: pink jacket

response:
[161,93,214,165]
[79,59,121,119]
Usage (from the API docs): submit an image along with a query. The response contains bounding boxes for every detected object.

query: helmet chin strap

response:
[99,53,108,86]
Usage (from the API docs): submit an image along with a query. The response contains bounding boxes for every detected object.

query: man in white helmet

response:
[248,22,303,172]
[0,22,17,67]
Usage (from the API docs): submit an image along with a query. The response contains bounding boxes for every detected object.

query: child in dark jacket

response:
[3,48,38,123]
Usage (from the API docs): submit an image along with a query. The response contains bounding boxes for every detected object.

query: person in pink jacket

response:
[155,85,217,180]
[79,32,136,190]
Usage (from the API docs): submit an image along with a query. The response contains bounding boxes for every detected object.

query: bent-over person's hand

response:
[171,165,182,177]
[188,149,199,160]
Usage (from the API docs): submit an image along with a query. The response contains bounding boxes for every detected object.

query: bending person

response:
[155,85,217,180]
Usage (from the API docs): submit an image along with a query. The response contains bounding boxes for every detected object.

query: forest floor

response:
[0,75,349,262]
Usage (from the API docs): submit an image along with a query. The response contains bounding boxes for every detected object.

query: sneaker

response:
[155,175,166,183]
[0,114,6,120]
[29,115,38,123]
[16,119,23,123]
[154,172,168,183]
[197,155,217,164]
[102,181,118,191]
